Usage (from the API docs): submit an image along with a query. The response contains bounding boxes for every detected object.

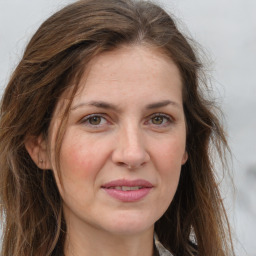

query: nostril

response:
[117,162,125,167]
[115,161,145,169]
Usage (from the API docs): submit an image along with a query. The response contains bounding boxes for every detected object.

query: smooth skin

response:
[26,45,188,256]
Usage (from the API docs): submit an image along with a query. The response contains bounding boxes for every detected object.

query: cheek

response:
[155,136,186,167]
[63,149,94,176]
[58,130,111,180]
[55,137,102,200]
[153,136,185,191]
[60,141,98,179]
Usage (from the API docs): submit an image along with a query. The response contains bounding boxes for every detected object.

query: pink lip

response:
[101,179,153,202]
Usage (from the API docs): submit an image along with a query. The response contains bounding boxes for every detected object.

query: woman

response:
[0,0,235,255]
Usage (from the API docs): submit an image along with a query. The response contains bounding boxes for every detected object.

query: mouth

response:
[101,179,153,202]
[107,186,143,191]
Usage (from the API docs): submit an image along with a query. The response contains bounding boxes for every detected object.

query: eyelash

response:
[80,113,173,129]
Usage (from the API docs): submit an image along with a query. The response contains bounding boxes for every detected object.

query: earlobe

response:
[182,151,188,165]
[25,135,52,170]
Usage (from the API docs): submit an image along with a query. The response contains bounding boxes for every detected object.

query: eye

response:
[151,116,165,125]
[147,113,173,127]
[81,114,108,127]
[88,116,103,125]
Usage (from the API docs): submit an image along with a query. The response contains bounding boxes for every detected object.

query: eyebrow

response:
[71,99,180,111]
[71,101,119,111]
[145,100,180,109]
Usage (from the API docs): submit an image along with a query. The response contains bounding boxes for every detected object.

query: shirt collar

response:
[154,233,174,256]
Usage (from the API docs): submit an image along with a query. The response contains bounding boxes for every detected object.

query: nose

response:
[111,126,150,169]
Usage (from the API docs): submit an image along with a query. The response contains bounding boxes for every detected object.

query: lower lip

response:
[102,188,152,202]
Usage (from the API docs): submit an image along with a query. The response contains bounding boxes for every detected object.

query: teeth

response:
[111,186,142,191]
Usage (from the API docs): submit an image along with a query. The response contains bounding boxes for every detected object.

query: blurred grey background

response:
[0,0,255,255]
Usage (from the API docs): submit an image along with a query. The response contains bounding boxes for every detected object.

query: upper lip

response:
[101,179,153,188]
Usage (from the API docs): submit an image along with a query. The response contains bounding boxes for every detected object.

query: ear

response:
[181,151,188,165]
[25,135,52,170]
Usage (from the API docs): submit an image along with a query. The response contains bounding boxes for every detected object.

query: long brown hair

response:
[0,0,234,255]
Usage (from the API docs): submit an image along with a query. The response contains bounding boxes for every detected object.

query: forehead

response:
[54,45,183,117]
[74,45,182,101]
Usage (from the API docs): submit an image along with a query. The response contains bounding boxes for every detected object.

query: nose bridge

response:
[123,123,142,152]
[112,121,150,168]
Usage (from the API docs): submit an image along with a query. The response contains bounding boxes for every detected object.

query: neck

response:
[64,221,154,256]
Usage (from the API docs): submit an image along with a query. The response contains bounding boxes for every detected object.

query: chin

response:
[106,224,153,236]
[103,211,156,235]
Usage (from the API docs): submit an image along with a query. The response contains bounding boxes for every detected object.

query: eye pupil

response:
[89,116,101,125]
[152,116,163,124]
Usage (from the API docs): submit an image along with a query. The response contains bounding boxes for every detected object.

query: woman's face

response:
[47,45,187,237]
